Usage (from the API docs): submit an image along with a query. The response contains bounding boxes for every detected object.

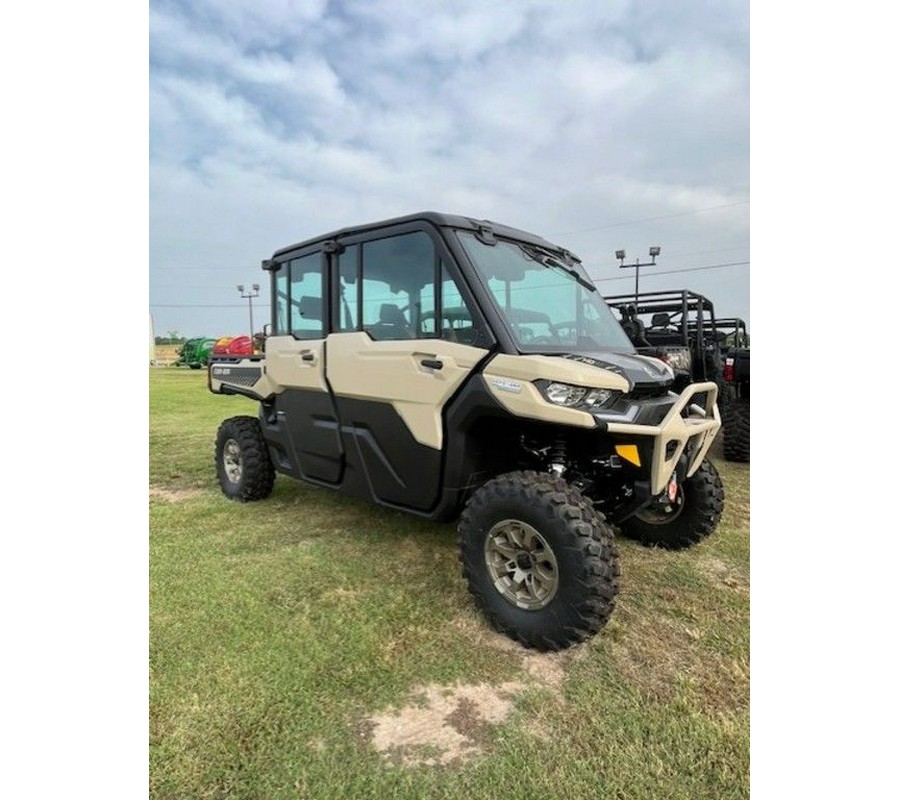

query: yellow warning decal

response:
[615,444,641,467]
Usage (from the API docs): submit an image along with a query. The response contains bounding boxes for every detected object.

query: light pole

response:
[616,246,661,306]
[237,283,260,338]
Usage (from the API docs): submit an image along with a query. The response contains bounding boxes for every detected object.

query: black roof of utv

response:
[272,211,578,260]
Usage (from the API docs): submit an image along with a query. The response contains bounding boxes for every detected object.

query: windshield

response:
[457,231,635,353]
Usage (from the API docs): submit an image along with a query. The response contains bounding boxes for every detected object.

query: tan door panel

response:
[264,336,327,392]
[326,332,489,449]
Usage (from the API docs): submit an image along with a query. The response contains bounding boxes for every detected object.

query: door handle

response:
[420,358,443,370]
[301,352,315,362]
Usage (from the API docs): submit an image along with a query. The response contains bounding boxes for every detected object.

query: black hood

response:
[557,351,673,392]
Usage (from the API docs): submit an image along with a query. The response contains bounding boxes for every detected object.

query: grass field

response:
[149,367,750,800]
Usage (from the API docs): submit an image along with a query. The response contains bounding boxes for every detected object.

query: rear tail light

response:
[724,357,734,382]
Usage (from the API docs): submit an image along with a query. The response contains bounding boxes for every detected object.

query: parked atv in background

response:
[687,317,750,463]
[208,212,724,651]
[606,290,726,392]
[176,337,217,369]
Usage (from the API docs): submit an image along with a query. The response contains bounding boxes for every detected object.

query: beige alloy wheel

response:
[222,439,243,484]
[483,519,560,610]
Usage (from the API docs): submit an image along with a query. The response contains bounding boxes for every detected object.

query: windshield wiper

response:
[521,245,597,293]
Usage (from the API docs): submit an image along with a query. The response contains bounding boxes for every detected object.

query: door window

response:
[289,252,324,339]
[361,232,437,340]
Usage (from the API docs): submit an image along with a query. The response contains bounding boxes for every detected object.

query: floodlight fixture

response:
[237,282,261,338]
[617,245,663,305]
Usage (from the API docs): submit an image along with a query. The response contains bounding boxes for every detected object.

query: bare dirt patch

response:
[149,486,203,502]
[367,681,525,767]
[365,616,587,766]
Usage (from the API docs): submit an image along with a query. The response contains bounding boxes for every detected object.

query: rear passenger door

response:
[326,224,493,511]
[265,249,345,484]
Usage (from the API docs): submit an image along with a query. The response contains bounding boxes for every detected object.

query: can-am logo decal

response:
[211,366,262,386]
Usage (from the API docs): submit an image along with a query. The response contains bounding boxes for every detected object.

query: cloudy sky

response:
[150,0,749,340]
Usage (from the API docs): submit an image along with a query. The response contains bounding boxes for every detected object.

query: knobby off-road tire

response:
[458,471,620,651]
[715,379,735,413]
[620,459,724,550]
[215,416,275,501]
[722,397,750,462]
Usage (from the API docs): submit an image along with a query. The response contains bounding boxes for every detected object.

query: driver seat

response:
[366,303,412,340]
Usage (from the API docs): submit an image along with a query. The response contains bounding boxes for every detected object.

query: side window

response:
[274,262,289,335]
[289,252,324,339]
[337,244,360,332]
[361,231,437,341]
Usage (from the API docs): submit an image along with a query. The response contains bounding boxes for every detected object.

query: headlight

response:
[540,381,619,409]
[660,349,692,373]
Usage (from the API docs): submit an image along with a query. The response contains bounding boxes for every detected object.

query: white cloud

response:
[150,0,749,337]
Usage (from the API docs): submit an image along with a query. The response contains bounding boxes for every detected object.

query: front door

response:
[325,228,493,511]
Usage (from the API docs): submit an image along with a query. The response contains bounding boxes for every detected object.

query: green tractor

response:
[176,337,217,369]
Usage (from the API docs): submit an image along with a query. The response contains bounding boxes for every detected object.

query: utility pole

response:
[616,247,661,306]
[237,283,260,338]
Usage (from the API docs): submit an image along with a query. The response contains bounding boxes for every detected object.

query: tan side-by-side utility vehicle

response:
[209,212,724,650]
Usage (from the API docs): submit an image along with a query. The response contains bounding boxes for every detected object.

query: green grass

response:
[150,367,749,799]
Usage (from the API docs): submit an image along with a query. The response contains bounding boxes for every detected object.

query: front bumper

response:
[604,382,720,496]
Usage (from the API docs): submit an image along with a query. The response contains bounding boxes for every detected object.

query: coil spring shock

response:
[548,435,567,476]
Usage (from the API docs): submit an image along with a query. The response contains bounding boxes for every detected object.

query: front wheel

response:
[215,416,275,501]
[458,471,619,651]
[619,459,724,549]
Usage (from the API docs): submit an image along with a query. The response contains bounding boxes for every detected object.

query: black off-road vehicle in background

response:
[606,290,751,460]
[722,343,750,462]
[208,213,724,650]
[687,315,750,462]
[606,290,727,397]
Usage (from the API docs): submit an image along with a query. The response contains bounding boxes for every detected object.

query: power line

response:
[151,261,747,310]
[151,265,263,271]
[150,303,273,308]
[150,261,748,307]
[550,200,750,236]
[588,260,749,283]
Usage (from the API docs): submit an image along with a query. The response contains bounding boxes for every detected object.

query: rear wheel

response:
[215,416,275,501]
[619,459,724,549]
[723,397,750,462]
[458,471,619,651]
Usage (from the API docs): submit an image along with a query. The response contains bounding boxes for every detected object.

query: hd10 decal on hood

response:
[558,352,673,390]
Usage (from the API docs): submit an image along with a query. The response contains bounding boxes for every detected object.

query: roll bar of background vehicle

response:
[616,247,661,306]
